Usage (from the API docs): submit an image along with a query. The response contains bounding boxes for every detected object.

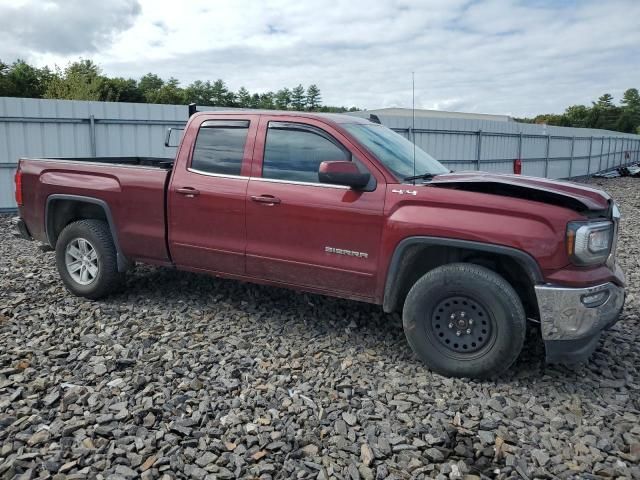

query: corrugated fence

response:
[2,97,640,212]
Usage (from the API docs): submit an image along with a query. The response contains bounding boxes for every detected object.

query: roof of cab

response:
[192,109,373,126]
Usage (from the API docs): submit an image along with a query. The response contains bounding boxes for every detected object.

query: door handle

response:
[176,187,200,197]
[251,195,281,205]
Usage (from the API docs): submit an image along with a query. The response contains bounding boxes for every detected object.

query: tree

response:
[138,73,164,102]
[595,93,615,109]
[290,84,306,111]
[258,91,275,109]
[101,77,143,102]
[564,105,590,128]
[591,93,620,131]
[184,80,215,105]
[305,84,321,111]
[621,88,640,132]
[145,77,185,104]
[274,88,291,110]
[0,59,53,98]
[236,87,251,107]
[209,79,234,106]
[44,60,105,101]
[249,93,261,109]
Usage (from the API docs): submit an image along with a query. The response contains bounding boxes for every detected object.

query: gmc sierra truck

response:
[12,110,625,378]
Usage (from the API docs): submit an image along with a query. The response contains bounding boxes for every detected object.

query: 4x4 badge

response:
[392,189,417,196]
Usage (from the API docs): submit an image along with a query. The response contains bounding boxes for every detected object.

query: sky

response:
[0,0,638,117]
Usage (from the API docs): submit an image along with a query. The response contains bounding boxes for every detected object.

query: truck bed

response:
[18,156,173,265]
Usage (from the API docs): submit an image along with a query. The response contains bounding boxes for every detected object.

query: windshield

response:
[343,123,449,180]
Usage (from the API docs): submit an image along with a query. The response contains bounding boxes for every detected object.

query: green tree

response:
[595,93,615,109]
[146,78,185,104]
[184,80,215,105]
[258,91,275,109]
[101,77,143,102]
[138,73,164,102]
[621,88,640,131]
[274,88,291,110]
[236,87,251,107]
[209,79,234,106]
[563,105,590,128]
[290,84,306,111]
[590,93,620,130]
[248,93,260,109]
[44,60,105,100]
[305,84,321,111]
[615,111,635,133]
[0,59,53,98]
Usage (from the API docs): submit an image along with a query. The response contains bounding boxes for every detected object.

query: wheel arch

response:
[45,194,128,272]
[383,236,544,315]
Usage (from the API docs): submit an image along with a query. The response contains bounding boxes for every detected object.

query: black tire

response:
[55,219,124,300]
[402,263,526,379]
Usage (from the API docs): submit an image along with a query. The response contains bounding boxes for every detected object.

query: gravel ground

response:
[1,177,639,480]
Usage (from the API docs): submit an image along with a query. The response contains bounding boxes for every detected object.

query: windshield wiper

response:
[403,172,438,182]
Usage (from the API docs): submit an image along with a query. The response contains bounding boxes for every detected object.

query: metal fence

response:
[0,97,188,212]
[2,97,640,212]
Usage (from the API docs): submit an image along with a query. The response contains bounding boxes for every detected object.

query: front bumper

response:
[535,281,625,363]
[12,216,32,240]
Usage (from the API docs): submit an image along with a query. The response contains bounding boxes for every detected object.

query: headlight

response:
[567,220,613,265]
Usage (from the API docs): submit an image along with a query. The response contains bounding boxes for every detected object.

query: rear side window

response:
[191,120,249,175]
[263,122,350,183]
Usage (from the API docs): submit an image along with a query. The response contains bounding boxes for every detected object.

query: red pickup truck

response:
[13,110,625,378]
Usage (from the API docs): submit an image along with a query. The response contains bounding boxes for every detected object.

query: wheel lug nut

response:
[466,328,471,334]
[450,313,455,320]
[460,312,465,317]
[469,319,474,325]
[456,330,461,336]
[448,323,453,329]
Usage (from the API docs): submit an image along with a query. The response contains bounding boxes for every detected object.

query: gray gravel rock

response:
[1,176,640,479]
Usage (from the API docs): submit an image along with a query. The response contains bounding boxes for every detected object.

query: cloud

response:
[1,0,639,117]
[0,0,141,56]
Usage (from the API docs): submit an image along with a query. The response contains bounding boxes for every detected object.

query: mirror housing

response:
[164,127,184,148]
[318,161,370,189]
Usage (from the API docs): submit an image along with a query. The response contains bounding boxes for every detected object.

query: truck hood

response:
[427,172,611,213]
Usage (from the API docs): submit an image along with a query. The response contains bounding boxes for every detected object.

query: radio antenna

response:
[412,71,416,185]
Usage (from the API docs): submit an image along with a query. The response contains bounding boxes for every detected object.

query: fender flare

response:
[382,236,544,313]
[45,194,128,272]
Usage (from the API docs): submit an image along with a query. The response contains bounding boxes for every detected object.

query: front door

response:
[168,115,258,275]
[245,117,386,299]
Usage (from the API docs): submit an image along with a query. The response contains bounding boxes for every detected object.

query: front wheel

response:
[55,219,124,300]
[403,263,526,378]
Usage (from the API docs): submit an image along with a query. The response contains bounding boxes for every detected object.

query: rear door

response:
[168,114,258,275]
[245,116,386,299]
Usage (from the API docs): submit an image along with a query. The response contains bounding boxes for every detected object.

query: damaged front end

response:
[429,172,626,363]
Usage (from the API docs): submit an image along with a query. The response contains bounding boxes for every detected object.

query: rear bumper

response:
[12,216,32,240]
[535,281,625,363]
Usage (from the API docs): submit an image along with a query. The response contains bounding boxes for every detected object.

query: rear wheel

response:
[402,263,526,378]
[55,220,124,300]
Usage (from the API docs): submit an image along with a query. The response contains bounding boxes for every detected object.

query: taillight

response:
[14,167,23,206]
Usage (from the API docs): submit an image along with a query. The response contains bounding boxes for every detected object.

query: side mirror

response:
[318,161,370,189]
[164,127,184,148]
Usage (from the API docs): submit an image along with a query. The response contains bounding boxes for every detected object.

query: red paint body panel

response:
[17,110,622,306]
[18,159,170,264]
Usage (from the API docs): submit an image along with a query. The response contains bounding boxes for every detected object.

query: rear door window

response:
[191,120,250,175]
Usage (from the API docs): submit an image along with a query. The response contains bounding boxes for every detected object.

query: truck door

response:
[245,116,386,299]
[168,115,258,275]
